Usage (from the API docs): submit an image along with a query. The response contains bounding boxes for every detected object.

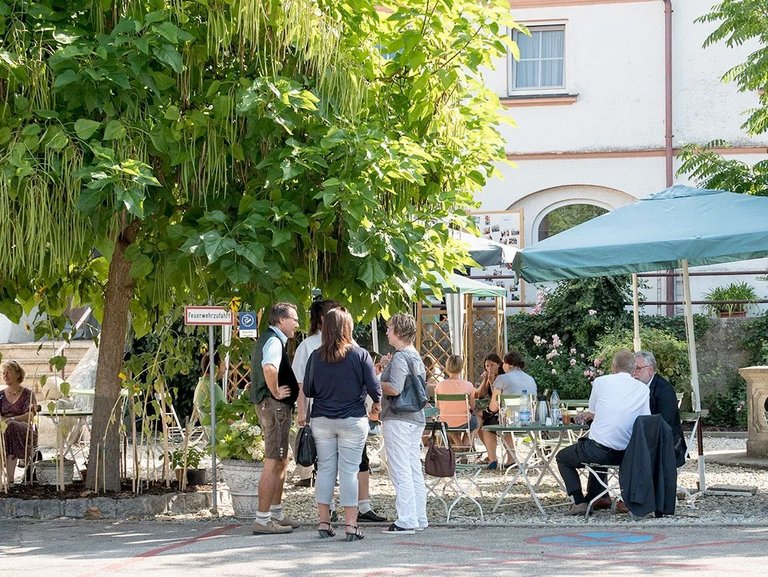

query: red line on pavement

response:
[75,524,240,577]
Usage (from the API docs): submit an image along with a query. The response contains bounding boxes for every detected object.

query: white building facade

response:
[479,0,768,314]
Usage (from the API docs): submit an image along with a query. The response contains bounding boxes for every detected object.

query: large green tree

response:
[1,1,518,490]
[678,0,768,193]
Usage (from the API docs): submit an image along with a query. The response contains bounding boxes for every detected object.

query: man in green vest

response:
[250,302,301,534]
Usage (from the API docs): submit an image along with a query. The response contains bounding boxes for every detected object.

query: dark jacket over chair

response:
[619,414,677,518]
[649,373,686,467]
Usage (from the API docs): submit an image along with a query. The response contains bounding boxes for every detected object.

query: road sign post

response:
[184,306,234,514]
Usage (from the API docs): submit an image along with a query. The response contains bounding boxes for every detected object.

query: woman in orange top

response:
[434,355,477,448]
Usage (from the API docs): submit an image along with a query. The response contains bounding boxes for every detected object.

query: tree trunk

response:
[86,220,139,491]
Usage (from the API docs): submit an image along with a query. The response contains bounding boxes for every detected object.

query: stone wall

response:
[697,318,751,399]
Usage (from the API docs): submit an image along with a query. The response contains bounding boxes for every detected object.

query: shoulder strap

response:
[430,421,451,449]
[398,350,416,375]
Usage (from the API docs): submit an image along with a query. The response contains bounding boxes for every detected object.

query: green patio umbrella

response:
[513,185,768,492]
[514,185,768,281]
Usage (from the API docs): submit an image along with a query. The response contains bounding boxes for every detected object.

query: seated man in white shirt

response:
[555,349,650,515]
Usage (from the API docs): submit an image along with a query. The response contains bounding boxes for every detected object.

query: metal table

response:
[484,423,587,515]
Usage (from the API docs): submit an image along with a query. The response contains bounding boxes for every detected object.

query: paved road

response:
[1,520,767,577]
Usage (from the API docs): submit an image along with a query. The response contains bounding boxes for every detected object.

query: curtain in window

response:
[540,30,564,87]
[513,28,564,89]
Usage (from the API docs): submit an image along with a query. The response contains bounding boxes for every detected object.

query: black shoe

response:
[381,523,415,535]
[357,509,387,523]
[294,477,313,488]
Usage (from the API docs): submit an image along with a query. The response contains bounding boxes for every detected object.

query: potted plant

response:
[164,446,208,486]
[703,281,758,317]
[215,392,265,519]
[35,457,75,486]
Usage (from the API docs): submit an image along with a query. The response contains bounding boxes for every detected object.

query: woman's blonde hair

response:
[387,313,416,344]
[445,354,464,375]
[1,360,25,382]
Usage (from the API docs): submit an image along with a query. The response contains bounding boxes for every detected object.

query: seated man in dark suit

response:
[633,351,687,467]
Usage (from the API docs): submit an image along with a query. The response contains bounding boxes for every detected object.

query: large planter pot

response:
[719,310,747,318]
[35,459,75,485]
[221,459,263,519]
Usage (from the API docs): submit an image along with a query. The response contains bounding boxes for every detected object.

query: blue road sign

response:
[239,311,257,328]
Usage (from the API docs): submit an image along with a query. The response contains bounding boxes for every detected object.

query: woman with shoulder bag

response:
[303,308,381,542]
[379,313,428,535]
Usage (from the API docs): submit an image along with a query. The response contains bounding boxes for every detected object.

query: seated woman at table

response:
[434,355,477,449]
[0,360,38,485]
[483,351,539,468]
[475,352,504,468]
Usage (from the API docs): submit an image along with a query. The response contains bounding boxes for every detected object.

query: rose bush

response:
[524,334,603,400]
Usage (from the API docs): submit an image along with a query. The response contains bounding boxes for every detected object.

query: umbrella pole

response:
[681,259,706,492]
[632,273,641,352]
[371,318,380,354]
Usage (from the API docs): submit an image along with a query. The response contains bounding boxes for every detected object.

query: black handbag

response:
[295,424,317,467]
[295,352,317,467]
[424,423,455,478]
[389,353,428,414]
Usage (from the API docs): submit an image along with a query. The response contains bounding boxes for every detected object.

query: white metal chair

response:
[581,463,622,516]
[423,421,485,522]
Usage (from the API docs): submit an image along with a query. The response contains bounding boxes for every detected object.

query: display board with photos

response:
[470,209,524,304]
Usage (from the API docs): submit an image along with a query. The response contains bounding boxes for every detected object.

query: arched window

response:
[538,204,608,241]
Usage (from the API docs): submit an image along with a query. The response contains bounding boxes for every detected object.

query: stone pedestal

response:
[738,366,768,457]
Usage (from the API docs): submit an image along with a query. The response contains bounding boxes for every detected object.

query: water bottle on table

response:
[550,389,562,425]
[518,389,532,425]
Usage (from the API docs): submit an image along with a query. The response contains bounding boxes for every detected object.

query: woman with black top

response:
[475,352,504,469]
[304,308,381,541]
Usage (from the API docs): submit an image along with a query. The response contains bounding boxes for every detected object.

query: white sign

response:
[238,311,259,337]
[184,306,234,326]
[470,209,525,304]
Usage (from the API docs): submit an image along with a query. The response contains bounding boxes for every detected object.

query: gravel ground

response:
[268,435,768,527]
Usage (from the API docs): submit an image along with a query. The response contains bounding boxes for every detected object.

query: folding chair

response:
[423,421,485,522]
[677,409,706,507]
[435,393,477,451]
[581,463,622,516]
[155,392,205,446]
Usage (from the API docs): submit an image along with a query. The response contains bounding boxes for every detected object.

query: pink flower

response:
[570,347,577,355]
[588,309,597,316]
[570,358,577,366]
[546,349,559,360]
[552,334,562,347]
[551,369,557,375]
[593,358,602,367]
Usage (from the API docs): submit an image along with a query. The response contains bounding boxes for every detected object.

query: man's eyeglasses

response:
[633,365,650,371]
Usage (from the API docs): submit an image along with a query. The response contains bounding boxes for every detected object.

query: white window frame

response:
[508,24,567,96]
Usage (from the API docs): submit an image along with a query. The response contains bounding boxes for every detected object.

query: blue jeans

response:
[311,416,367,507]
